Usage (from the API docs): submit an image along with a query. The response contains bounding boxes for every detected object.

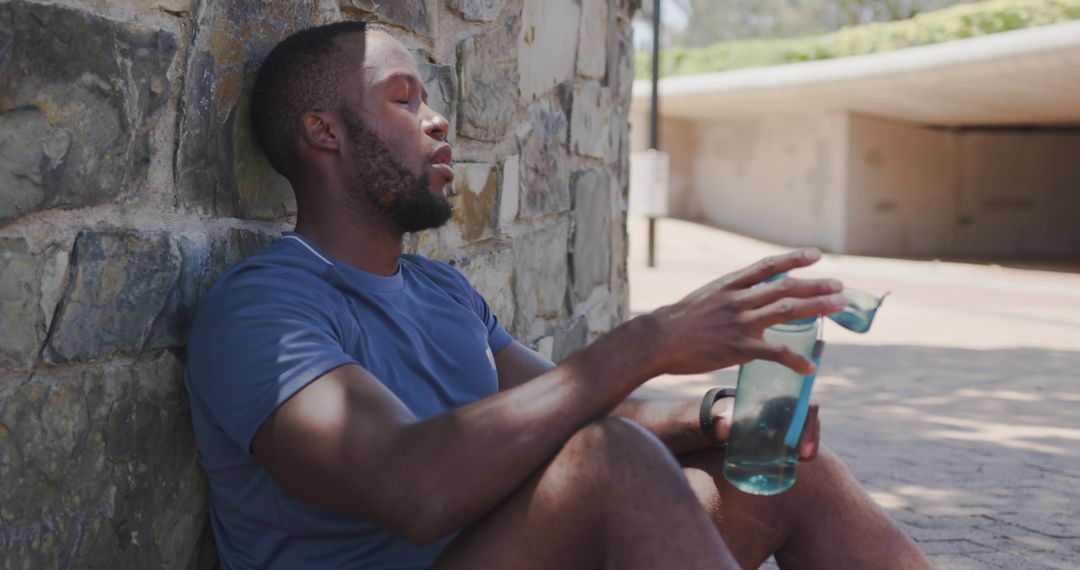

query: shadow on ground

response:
[638,344,1080,568]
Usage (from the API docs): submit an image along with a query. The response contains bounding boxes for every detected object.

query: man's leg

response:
[680,446,932,569]
[434,417,739,570]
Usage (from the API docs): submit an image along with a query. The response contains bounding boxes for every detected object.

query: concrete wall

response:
[845,114,957,257]
[954,130,1080,258]
[656,117,700,217]
[636,108,1080,259]
[0,0,637,566]
[847,117,1080,258]
[640,113,850,253]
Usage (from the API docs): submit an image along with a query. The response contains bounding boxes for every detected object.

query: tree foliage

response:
[636,0,1080,78]
[653,0,987,46]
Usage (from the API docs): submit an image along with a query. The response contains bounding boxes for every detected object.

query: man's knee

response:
[561,417,666,462]
[793,445,844,487]
[782,444,863,514]
[551,417,686,491]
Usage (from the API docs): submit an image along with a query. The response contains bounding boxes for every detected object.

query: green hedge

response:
[637,0,1080,78]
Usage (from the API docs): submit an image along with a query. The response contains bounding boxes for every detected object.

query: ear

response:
[299,111,342,153]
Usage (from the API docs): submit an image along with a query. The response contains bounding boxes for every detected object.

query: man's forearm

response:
[492,336,722,457]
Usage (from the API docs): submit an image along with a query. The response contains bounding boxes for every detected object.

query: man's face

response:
[338,31,454,233]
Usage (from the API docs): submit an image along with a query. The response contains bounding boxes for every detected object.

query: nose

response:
[422,105,449,142]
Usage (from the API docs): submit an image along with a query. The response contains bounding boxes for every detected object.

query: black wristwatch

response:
[699,387,737,447]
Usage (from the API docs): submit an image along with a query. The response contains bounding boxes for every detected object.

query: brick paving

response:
[628,219,1080,569]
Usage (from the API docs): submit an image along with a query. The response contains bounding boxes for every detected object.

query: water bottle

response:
[722,316,824,496]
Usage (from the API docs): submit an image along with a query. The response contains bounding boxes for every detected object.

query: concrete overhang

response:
[632,21,1080,127]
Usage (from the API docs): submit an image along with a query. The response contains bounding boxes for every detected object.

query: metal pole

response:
[649,0,660,151]
[647,0,661,268]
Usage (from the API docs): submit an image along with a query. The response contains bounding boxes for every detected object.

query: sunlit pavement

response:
[629,218,1080,569]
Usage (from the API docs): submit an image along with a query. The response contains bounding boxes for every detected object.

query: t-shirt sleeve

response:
[186,280,358,452]
[435,261,514,353]
[468,283,514,353]
[483,304,514,353]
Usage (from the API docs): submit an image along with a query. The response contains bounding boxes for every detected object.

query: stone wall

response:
[0,0,638,566]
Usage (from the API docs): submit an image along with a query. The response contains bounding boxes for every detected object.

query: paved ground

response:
[627,218,1080,569]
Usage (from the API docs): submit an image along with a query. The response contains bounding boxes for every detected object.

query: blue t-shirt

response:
[184,233,514,569]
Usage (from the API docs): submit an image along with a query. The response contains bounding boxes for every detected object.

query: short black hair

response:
[250,20,378,180]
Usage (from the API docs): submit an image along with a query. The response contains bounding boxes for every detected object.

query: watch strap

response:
[699,387,737,447]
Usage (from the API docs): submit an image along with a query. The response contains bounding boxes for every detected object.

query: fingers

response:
[723,249,823,290]
[798,404,820,461]
[737,277,844,310]
[710,397,735,443]
[741,293,847,331]
[739,339,817,375]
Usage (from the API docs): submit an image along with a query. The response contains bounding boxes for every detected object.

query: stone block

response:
[231,90,298,220]
[569,81,611,159]
[457,16,519,142]
[518,0,580,101]
[154,228,276,350]
[0,107,68,227]
[607,110,629,168]
[411,216,466,260]
[456,247,515,336]
[448,0,506,21]
[0,3,177,226]
[576,0,608,79]
[157,0,194,12]
[0,352,208,568]
[0,239,44,369]
[44,231,182,364]
[176,1,318,218]
[206,229,278,289]
[498,154,521,228]
[552,315,589,362]
[607,34,635,110]
[111,0,196,12]
[535,335,554,359]
[571,168,612,303]
[518,99,570,217]
[40,246,70,335]
[513,219,569,338]
[341,0,433,36]
[451,163,497,243]
[418,56,457,141]
[582,287,615,339]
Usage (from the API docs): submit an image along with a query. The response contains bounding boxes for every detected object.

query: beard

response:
[341,110,453,234]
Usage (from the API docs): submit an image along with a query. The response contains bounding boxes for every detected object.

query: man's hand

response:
[646,248,845,377]
[495,249,842,457]
[710,397,821,461]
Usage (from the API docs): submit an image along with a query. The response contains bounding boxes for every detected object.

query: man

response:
[185,20,931,569]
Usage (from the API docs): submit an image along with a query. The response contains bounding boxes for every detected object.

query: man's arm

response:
[494,341,716,455]
[252,251,842,544]
[254,316,663,545]
[493,341,822,458]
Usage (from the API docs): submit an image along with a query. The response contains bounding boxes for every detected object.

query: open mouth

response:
[429,145,454,181]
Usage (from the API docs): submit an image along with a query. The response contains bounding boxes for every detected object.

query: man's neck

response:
[293,207,405,277]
